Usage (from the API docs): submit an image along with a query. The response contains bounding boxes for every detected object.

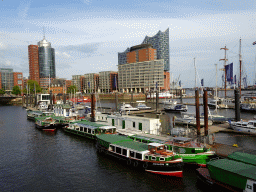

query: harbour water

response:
[1,105,256,191]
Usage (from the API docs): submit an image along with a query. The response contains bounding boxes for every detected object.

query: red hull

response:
[198,164,207,168]
[145,170,183,177]
[43,129,56,132]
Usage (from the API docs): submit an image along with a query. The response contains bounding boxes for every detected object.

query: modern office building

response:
[38,37,56,79]
[83,73,99,93]
[99,71,118,93]
[28,45,40,82]
[28,35,56,91]
[72,75,84,93]
[0,68,23,92]
[142,28,169,71]
[118,60,164,93]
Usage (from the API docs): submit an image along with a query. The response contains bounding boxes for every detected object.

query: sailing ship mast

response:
[239,38,242,97]
[215,64,218,112]
[194,58,196,89]
[220,46,228,98]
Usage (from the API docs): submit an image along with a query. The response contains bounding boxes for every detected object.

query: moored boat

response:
[63,120,116,139]
[230,120,256,134]
[35,116,57,132]
[196,158,256,192]
[164,104,188,113]
[96,134,183,177]
[129,135,215,167]
[137,103,151,110]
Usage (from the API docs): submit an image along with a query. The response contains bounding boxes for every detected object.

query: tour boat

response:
[63,120,116,139]
[96,134,183,177]
[35,116,57,132]
[129,135,215,167]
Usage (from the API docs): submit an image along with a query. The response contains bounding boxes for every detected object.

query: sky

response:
[1,0,256,88]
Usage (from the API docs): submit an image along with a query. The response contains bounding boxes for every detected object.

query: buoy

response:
[233,144,238,147]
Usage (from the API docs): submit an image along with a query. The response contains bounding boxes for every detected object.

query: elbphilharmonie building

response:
[118,28,169,71]
[141,28,169,71]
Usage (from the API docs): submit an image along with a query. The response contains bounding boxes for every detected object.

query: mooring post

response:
[115,92,118,112]
[195,89,200,136]
[180,89,183,104]
[26,94,28,108]
[235,89,240,121]
[156,90,159,112]
[91,93,95,122]
[203,90,208,136]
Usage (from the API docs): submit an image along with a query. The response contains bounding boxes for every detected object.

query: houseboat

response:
[63,120,116,139]
[35,116,57,132]
[96,134,183,177]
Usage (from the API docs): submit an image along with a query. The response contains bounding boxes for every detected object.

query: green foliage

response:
[67,85,77,93]
[0,89,5,95]
[27,80,41,94]
[11,86,21,95]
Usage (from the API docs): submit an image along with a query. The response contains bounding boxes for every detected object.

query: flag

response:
[201,79,204,87]
[234,75,236,84]
[156,82,158,89]
[225,63,233,83]
[253,41,256,45]
[179,80,181,87]
[88,82,90,88]
[243,77,247,88]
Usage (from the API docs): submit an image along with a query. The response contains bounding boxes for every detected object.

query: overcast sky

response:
[1,0,256,88]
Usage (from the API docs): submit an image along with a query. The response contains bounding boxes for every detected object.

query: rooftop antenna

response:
[43,27,45,39]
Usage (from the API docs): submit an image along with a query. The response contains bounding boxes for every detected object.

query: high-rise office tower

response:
[28,45,40,82]
[38,36,56,78]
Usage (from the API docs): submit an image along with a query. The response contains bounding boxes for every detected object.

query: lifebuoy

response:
[127,159,132,165]
[133,161,139,167]
[143,162,148,169]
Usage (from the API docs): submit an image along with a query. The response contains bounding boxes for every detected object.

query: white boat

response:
[146,92,173,99]
[164,104,188,113]
[120,103,139,112]
[161,99,177,105]
[137,103,151,110]
[174,113,213,127]
[230,120,256,134]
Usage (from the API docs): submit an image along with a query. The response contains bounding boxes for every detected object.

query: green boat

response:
[128,135,215,167]
[96,134,183,177]
[63,120,116,139]
[228,152,256,166]
[197,158,256,192]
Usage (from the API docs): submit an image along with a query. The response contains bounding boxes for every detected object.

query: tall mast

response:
[220,46,228,98]
[239,38,242,97]
[215,64,218,111]
[194,58,196,89]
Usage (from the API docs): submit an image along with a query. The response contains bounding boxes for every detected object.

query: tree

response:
[11,86,21,95]
[67,85,77,94]
[26,80,41,94]
[0,89,5,95]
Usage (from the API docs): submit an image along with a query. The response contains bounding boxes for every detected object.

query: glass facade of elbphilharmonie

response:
[118,28,169,71]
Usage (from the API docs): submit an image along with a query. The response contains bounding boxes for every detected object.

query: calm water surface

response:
[1,105,256,192]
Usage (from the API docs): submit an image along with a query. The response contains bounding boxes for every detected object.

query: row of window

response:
[111,145,143,160]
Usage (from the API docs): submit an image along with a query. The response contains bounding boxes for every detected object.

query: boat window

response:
[136,153,142,160]
[92,130,94,135]
[84,128,88,133]
[145,155,148,160]
[88,129,91,134]
[80,127,83,132]
[112,146,116,152]
[151,156,156,161]
[191,149,195,153]
[133,122,135,128]
[116,147,121,154]
[130,151,135,158]
[159,157,165,161]
[123,149,127,156]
